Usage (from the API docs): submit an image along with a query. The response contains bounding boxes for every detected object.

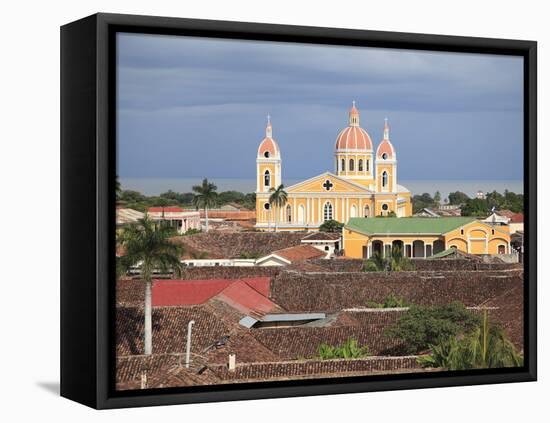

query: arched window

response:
[364,205,370,218]
[286,205,292,223]
[264,170,270,187]
[298,205,305,223]
[341,159,345,172]
[382,171,388,188]
[366,160,370,172]
[323,202,333,221]
[358,159,363,172]
[350,205,357,218]
[349,159,354,171]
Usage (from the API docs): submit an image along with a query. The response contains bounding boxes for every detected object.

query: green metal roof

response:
[429,248,457,259]
[345,217,476,235]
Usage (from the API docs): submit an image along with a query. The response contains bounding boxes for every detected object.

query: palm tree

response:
[192,178,218,232]
[268,184,288,232]
[117,215,183,355]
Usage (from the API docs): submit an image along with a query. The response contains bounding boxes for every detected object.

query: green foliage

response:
[418,310,523,370]
[192,178,218,209]
[434,191,441,206]
[462,190,524,216]
[385,302,481,354]
[318,338,370,360]
[319,219,344,233]
[361,247,415,272]
[239,251,262,259]
[117,215,184,280]
[183,228,201,236]
[366,293,410,308]
[448,191,470,205]
[412,192,436,214]
[160,190,194,205]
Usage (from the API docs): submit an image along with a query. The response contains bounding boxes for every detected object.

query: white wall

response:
[2,1,546,422]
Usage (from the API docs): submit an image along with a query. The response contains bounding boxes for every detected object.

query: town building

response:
[342,216,511,258]
[147,206,201,234]
[255,103,412,231]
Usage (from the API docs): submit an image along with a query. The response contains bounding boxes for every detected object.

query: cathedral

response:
[255,102,412,231]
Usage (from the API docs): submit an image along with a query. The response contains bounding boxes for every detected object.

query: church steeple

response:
[383,117,390,140]
[266,114,273,138]
[349,100,360,127]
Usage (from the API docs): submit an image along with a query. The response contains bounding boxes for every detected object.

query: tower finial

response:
[383,117,390,140]
[349,101,359,127]
[266,114,273,138]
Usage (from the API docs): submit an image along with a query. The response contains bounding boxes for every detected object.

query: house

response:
[482,212,511,226]
[300,231,341,257]
[413,208,440,218]
[147,206,201,234]
[342,216,511,258]
[255,244,326,266]
[116,207,144,226]
[509,213,524,234]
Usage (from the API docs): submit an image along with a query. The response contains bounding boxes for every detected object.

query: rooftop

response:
[272,244,327,261]
[345,216,477,235]
[301,232,341,241]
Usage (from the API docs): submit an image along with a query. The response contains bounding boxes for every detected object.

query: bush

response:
[385,302,481,354]
[366,293,409,308]
[418,311,523,370]
[318,338,369,360]
[319,219,343,233]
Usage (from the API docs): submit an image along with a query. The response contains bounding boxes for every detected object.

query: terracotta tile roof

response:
[496,209,516,218]
[510,213,524,223]
[213,280,281,317]
[152,277,272,309]
[147,206,184,213]
[301,232,341,241]
[273,244,326,262]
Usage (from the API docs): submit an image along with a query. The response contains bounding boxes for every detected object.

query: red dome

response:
[335,126,373,151]
[376,139,395,160]
[258,137,280,158]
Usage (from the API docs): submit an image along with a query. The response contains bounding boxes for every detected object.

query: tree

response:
[412,192,435,214]
[434,191,441,207]
[319,219,343,233]
[115,175,122,201]
[117,215,184,355]
[385,302,481,354]
[418,310,523,370]
[448,191,470,206]
[192,178,218,232]
[461,198,489,217]
[268,184,288,232]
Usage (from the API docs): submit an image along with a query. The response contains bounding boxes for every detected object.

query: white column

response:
[318,197,321,223]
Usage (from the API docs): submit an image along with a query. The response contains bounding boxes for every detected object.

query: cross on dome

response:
[266,114,273,138]
[349,101,360,127]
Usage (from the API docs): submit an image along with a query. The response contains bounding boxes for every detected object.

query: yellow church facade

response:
[342,216,512,259]
[255,102,412,231]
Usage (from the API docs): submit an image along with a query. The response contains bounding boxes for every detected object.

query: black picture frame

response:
[60,12,537,409]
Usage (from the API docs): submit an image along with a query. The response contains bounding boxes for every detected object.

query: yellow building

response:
[343,216,511,259]
[255,102,412,231]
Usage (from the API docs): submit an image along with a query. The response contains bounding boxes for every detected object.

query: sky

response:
[117,33,524,182]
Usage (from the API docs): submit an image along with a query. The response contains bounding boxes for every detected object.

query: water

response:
[120,177,523,198]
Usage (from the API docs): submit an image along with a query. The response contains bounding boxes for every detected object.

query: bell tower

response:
[256,115,281,193]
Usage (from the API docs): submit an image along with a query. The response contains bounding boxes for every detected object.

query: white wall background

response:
[0,0,546,420]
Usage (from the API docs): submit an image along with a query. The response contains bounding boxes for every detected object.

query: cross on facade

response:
[323,179,334,191]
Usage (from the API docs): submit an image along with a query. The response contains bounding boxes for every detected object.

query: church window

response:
[264,203,270,210]
[358,159,363,171]
[364,205,370,217]
[323,202,333,221]
[366,160,370,172]
[382,153,388,160]
[264,170,271,187]
[264,151,270,158]
[286,205,292,223]
[382,171,388,188]
[349,159,354,171]
[382,204,389,211]
[341,159,345,172]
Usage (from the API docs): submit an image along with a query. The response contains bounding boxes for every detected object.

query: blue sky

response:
[117,33,524,181]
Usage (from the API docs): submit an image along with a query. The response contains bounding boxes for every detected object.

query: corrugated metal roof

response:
[346,217,476,235]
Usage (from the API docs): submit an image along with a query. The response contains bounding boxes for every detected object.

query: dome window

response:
[264,151,270,158]
[349,159,354,171]
[358,159,363,172]
[382,153,388,160]
[341,159,345,172]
